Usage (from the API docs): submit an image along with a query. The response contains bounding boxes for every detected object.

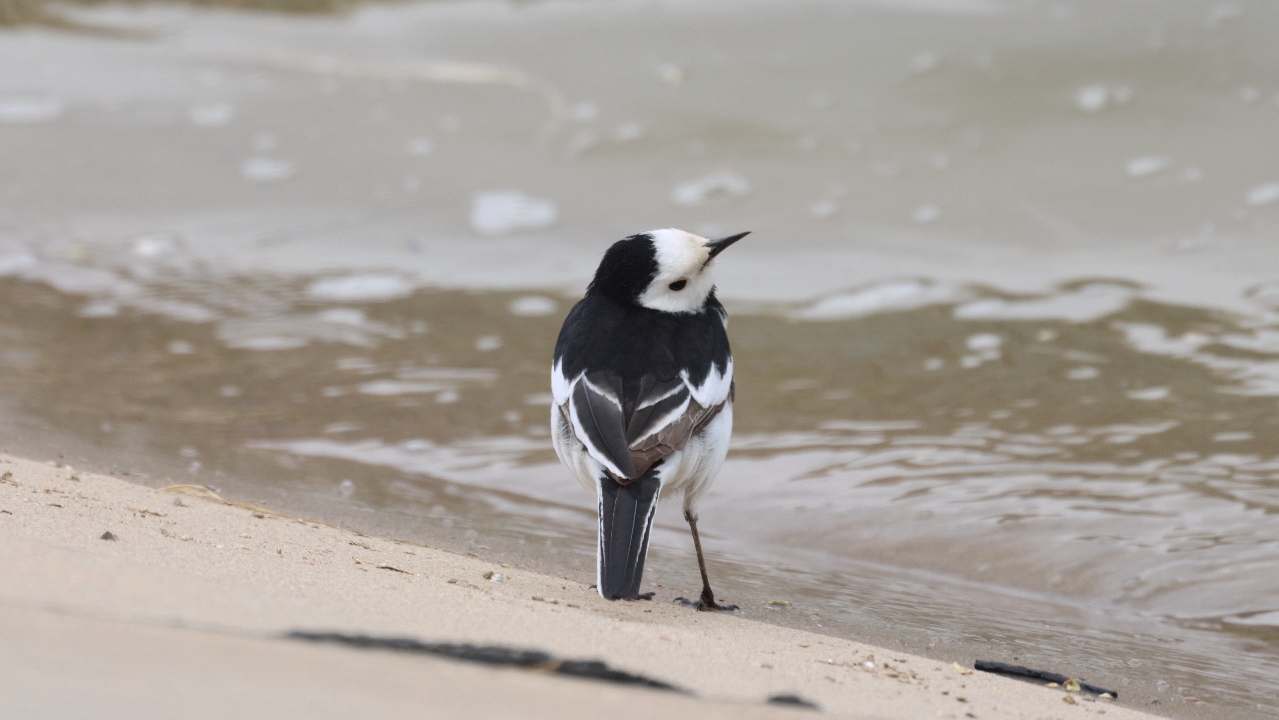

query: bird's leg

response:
[674,511,737,612]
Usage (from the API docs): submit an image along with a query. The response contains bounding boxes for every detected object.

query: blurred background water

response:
[2,0,1278,716]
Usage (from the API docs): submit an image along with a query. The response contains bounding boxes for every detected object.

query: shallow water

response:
[2,0,1279,716]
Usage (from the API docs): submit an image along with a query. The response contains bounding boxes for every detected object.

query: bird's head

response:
[587,228,748,313]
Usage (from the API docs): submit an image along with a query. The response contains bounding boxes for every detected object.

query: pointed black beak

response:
[705,231,750,260]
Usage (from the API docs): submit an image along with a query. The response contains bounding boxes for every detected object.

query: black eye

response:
[668,279,687,291]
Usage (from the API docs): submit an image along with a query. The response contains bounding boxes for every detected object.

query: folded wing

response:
[558,364,731,482]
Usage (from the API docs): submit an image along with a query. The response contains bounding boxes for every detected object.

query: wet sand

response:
[1,451,1168,720]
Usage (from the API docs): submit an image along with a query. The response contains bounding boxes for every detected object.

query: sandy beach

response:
[0,451,1171,720]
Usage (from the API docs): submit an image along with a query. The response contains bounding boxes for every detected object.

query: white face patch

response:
[637,228,719,313]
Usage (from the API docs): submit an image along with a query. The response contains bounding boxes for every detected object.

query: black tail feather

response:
[597,472,661,599]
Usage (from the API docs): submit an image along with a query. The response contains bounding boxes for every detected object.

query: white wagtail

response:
[551,228,748,611]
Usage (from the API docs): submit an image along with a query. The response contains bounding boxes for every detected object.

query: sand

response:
[0,452,1164,720]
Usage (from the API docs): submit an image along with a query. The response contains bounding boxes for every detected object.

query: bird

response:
[550,228,747,611]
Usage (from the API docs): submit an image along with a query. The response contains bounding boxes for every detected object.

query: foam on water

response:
[910,204,940,223]
[0,252,148,302]
[0,253,37,275]
[469,191,558,236]
[357,380,452,396]
[965,332,1001,351]
[1245,182,1279,207]
[567,101,598,122]
[188,103,234,127]
[1126,386,1170,401]
[77,301,119,318]
[474,335,503,351]
[316,308,366,326]
[217,312,404,350]
[809,199,838,218]
[671,171,751,206]
[508,295,557,317]
[1066,366,1100,380]
[953,284,1134,323]
[1126,156,1172,178]
[1117,322,1279,396]
[909,51,940,74]
[793,280,961,320]
[1074,84,1131,113]
[241,157,296,183]
[405,137,434,155]
[612,122,643,142]
[1075,84,1109,113]
[338,478,355,499]
[307,274,414,302]
[1205,1,1245,30]
[0,95,63,123]
[132,234,178,258]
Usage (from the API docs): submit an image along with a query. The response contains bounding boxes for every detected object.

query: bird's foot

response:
[673,593,738,612]
[622,592,655,601]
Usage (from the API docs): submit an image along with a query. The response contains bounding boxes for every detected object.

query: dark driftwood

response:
[975,659,1118,698]
[286,631,682,691]
[767,693,820,710]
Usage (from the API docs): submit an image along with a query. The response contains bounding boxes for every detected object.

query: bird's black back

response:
[553,291,731,416]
